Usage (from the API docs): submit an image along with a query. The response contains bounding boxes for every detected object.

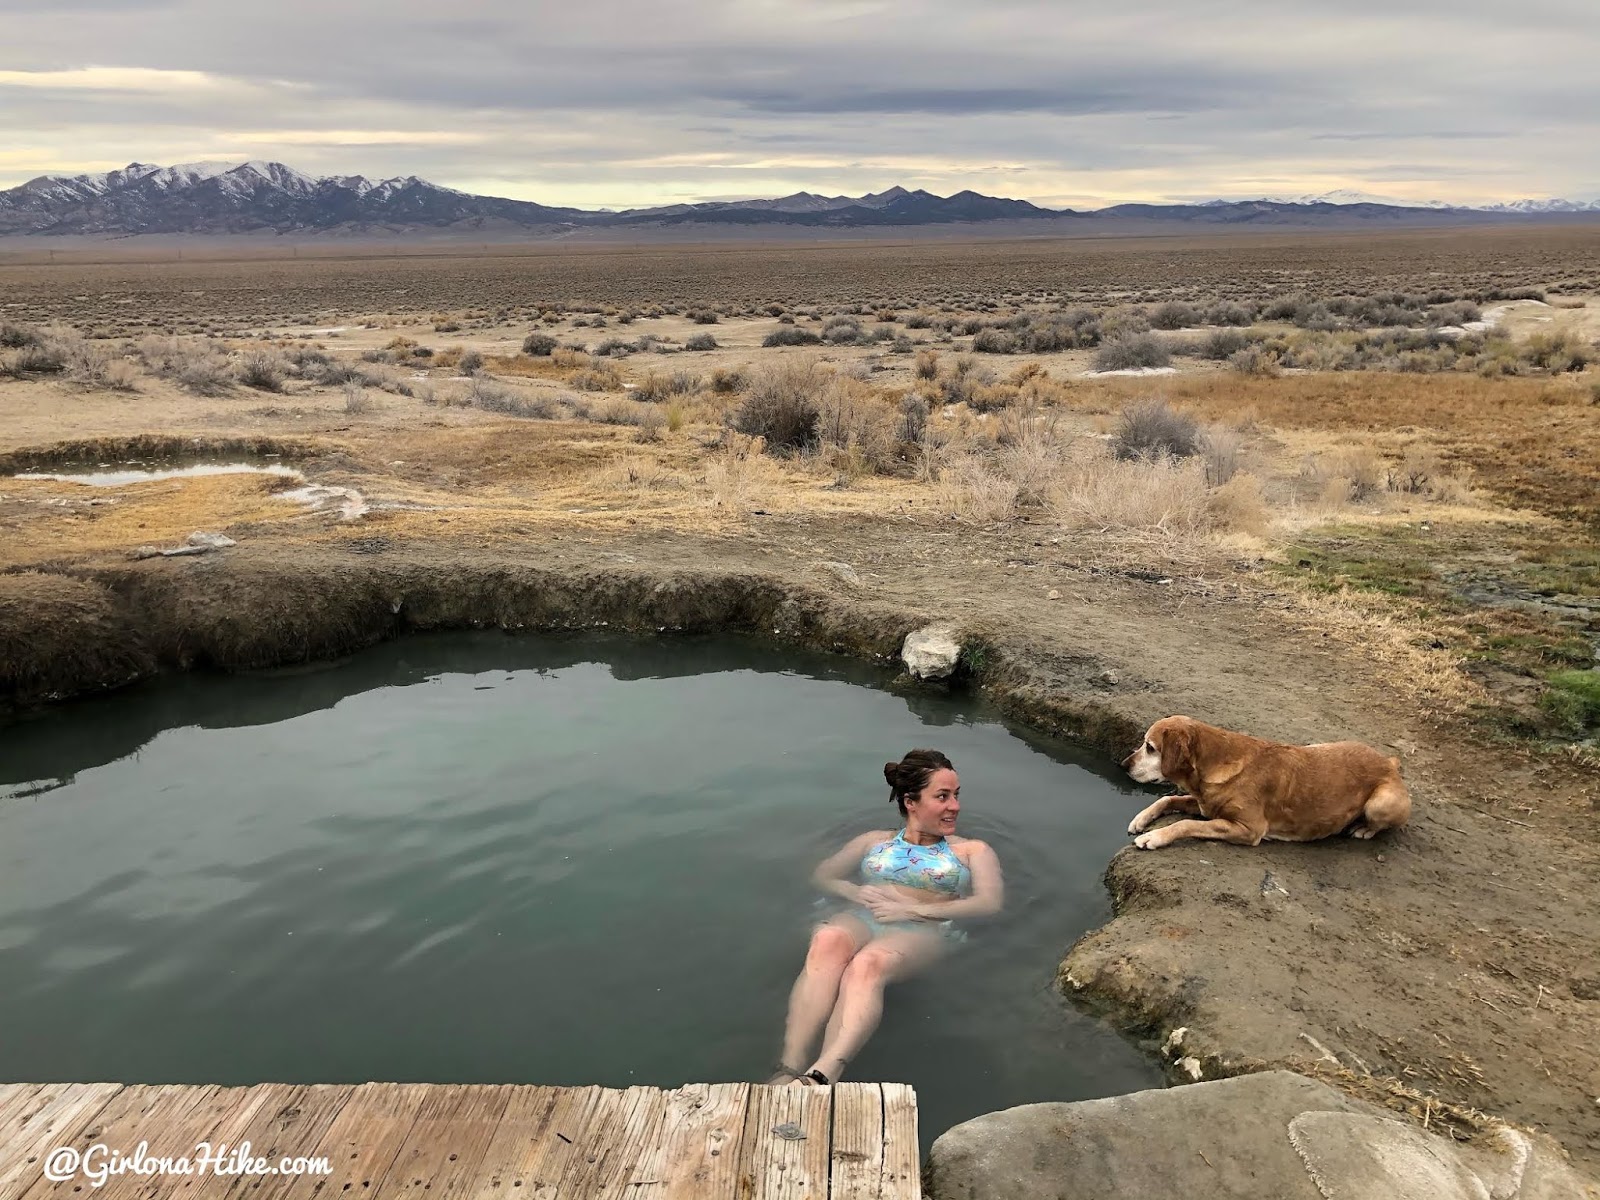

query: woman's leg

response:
[803,929,946,1083]
[774,917,870,1079]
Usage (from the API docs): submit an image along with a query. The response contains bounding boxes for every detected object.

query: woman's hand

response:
[864,895,928,923]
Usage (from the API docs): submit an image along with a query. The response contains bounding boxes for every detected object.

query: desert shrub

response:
[1204,301,1254,327]
[972,328,1018,354]
[1050,450,1211,535]
[711,367,746,393]
[822,317,864,345]
[685,333,718,351]
[732,358,824,451]
[1427,300,1481,327]
[914,349,940,380]
[176,356,233,396]
[433,320,461,332]
[1305,445,1386,503]
[688,309,720,324]
[1114,398,1199,460]
[763,327,823,347]
[1,339,67,376]
[0,322,41,349]
[814,376,899,470]
[343,382,371,414]
[235,350,287,392]
[1093,332,1171,372]
[636,405,667,442]
[1100,307,1151,339]
[1229,345,1281,376]
[458,349,484,375]
[1149,301,1199,330]
[897,393,930,443]
[1200,425,1244,485]
[286,346,330,371]
[936,455,1020,523]
[1521,331,1590,373]
[570,366,619,391]
[593,338,635,357]
[470,375,556,418]
[522,332,558,356]
[891,334,915,354]
[1197,328,1252,360]
[1207,472,1270,535]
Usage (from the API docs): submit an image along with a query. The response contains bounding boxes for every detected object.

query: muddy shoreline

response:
[4,537,1597,1174]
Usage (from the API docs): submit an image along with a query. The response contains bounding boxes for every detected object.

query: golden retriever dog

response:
[1120,715,1410,850]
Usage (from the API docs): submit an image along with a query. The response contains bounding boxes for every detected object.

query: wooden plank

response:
[375,1084,510,1196]
[455,1085,559,1195]
[828,1084,884,1200]
[213,1084,356,1200]
[555,1086,669,1197]
[878,1085,920,1200]
[538,1084,629,1199]
[462,1084,602,1200]
[17,1084,221,1200]
[273,1082,428,1200]
[737,1084,831,1200]
[0,1088,48,1137]
[0,1084,123,1200]
[628,1083,749,1200]
[101,1084,281,1200]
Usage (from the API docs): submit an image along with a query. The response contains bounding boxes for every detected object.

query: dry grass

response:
[1069,372,1600,525]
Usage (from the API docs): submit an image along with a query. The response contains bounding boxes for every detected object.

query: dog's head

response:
[1121,716,1201,785]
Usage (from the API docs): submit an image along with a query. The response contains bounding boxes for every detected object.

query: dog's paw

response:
[1128,815,1151,835]
[1133,831,1164,850]
[1348,824,1377,840]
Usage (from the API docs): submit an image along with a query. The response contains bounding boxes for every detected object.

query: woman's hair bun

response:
[883,762,901,790]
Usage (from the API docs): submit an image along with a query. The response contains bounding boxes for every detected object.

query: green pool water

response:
[0,631,1161,1144]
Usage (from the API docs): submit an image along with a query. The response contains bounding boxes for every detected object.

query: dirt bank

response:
[2,517,1596,1171]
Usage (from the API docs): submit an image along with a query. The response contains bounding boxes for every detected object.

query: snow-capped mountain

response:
[1267,189,1459,209]
[0,161,1055,234]
[1477,197,1600,213]
[3,158,1598,236]
[0,160,583,234]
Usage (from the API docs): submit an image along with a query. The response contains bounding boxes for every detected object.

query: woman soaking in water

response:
[768,748,1004,1085]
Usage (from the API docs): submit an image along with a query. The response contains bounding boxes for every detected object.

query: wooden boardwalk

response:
[0,1080,920,1199]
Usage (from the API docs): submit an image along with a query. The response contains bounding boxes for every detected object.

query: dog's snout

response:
[1120,751,1135,771]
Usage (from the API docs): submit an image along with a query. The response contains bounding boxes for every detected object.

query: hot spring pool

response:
[0,632,1161,1143]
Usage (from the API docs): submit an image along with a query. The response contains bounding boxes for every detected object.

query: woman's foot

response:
[786,1064,836,1086]
[765,1064,805,1085]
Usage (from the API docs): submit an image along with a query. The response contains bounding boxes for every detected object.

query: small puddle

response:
[14,463,303,487]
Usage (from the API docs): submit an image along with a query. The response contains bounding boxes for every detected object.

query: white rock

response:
[901,624,961,680]
[186,531,237,549]
[819,561,862,588]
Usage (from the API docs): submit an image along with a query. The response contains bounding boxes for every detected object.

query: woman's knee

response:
[840,945,896,987]
[806,924,858,970]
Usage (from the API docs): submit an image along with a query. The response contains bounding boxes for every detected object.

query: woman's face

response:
[906,768,960,835]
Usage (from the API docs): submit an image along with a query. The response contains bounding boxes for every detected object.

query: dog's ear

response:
[1157,719,1195,781]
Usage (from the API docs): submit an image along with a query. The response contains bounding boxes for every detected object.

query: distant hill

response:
[2,159,1596,237]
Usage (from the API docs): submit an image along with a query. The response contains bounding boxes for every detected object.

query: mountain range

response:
[2,160,1597,236]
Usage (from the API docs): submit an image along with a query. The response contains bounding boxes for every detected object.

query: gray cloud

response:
[0,0,1596,207]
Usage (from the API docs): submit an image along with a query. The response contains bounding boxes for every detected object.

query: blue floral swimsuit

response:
[830,830,972,943]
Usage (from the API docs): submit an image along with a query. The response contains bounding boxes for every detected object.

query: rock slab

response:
[926,1071,1597,1200]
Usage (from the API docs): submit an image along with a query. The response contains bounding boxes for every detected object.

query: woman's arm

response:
[872,841,1004,921]
[811,830,888,903]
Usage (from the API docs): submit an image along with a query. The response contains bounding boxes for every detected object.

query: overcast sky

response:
[2,0,1596,209]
